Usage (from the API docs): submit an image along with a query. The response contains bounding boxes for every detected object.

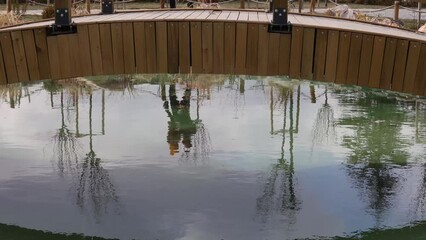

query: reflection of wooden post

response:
[6,0,11,13]
[240,0,245,9]
[86,0,91,13]
[394,1,399,21]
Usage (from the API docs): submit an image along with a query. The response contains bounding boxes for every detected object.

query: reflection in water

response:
[1,76,426,239]
[257,83,301,226]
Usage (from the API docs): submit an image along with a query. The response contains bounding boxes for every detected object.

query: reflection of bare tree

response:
[0,83,31,108]
[257,85,301,225]
[312,87,336,145]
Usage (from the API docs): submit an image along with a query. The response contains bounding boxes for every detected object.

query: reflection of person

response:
[164,84,197,156]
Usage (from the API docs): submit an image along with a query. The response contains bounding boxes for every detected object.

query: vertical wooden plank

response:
[0,33,18,83]
[267,33,280,76]
[278,34,291,76]
[190,22,202,74]
[224,22,236,75]
[257,24,269,76]
[11,31,29,82]
[77,25,92,77]
[134,22,147,73]
[301,28,315,80]
[235,23,247,75]
[246,24,259,75]
[289,26,303,79]
[313,29,327,81]
[358,34,374,87]
[213,22,225,74]
[88,24,103,76]
[100,24,114,75]
[402,41,421,94]
[368,36,386,89]
[68,34,81,78]
[111,23,125,75]
[34,28,50,80]
[0,47,7,84]
[168,22,179,73]
[145,22,157,73]
[56,34,72,79]
[202,22,213,74]
[46,36,61,80]
[156,22,168,73]
[335,32,351,84]
[22,30,40,81]
[179,22,191,74]
[391,39,409,93]
[324,30,339,82]
[379,38,397,90]
[414,43,426,96]
[346,32,362,86]
[122,22,136,74]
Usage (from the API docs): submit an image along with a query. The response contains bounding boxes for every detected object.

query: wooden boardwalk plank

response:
[346,32,362,86]
[217,11,231,20]
[22,30,40,81]
[122,22,136,74]
[257,24,269,76]
[0,32,19,83]
[179,22,191,74]
[278,34,291,76]
[156,22,168,73]
[238,12,249,21]
[202,22,213,73]
[190,22,203,73]
[88,24,103,76]
[111,23,125,74]
[289,26,303,79]
[379,38,397,90]
[99,24,114,75]
[246,23,259,75]
[134,22,147,73]
[235,23,247,74]
[77,25,93,77]
[11,31,29,82]
[391,40,409,92]
[224,22,236,74]
[207,10,221,20]
[403,42,422,94]
[301,28,315,80]
[168,22,179,73]
[248,12,258,22]
[213,22,224,74]
[145,22,157,73]
[46,36,61,80]
[228,12,240,21]
[335,32,351,84]
[358,34,374,87]
[368,36,386,89]
[313,29,328,81]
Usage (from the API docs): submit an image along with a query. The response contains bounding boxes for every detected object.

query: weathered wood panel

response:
[358,34,374,87]
[379,38,397,90]
[156,22,167,73]
[403,42,421,94]
[224,22,236,75]
[301,28,315,80]
[235,23,247,75]
[99,24,114,75]
[134,22,147,73]
[34,28,50,80]
[346,33,362,86]
[88,24,103,76]
[168,22,179,73]
[335,32,351,84]
[368,36,386,89]
[68,34,81,78]
[414,43,426,96]
[391,39,409,93]
[313,29,328,81]
[46,36,61,80]
[190,22,203,73]
[0,46,7,84]
[213,22,225,74]
[56,34,72,78]
[179,22,191,73]
[145,22,157,73]
[324,30,339,82]
[267,33,280,76]
[77,25,93,77]
[11,31,30,82]
[111,23,125,74]
[22,30,40,81]
[278,34,291,76]
[257,24,269,76]
[202,22,213,74]
[289,26,303,79]
[0,32,19,83]
[246,24,259,75]
[123,22,136,74]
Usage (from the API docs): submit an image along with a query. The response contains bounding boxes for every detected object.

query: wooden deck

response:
[0,9,426,96]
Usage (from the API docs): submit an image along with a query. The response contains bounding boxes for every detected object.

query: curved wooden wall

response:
[0,13,426,96]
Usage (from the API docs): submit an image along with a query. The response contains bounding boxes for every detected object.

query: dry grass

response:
[0,12,22,27]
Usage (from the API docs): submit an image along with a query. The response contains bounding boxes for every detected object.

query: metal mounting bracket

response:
[268,8,292,34]
[46,23,77,36]
[101,0,115,14]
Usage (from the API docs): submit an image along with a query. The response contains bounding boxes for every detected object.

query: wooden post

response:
[298,0,303,13]
[55,0,72,25]
[274,0,288,12]
[418,2,422,29]
[240,0,245,9]
[86,0,91,13]
[270,0,291,32]
[6,0,11,13]
[394,1,399,21]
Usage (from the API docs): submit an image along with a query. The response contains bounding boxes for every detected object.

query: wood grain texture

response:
[123,22,136,74]
[145,22,157,73]
[190,22,202,73]
[213,22,225,74]
[0,46,6,84]
[402,42,421,94]
[267,32,280,76]
[246,24,259,75]
[224,22,236,75]
[156,22,168,73]
[99,24,114,75]
[10,31,29,82]
[46,36,61,80]
[391,40,409,93]
[335,32,351,84]
[179,22,191,73]
[202,22,213,73]
[88,24,103,76]
[111,23,125,74]
[168,22,179,73]
[22,30,40,81]
[34,28,50,80]
[235,23,247,75]
[134,22,147,73]
[289,26,303,79]
[77,25,92,77]
[358,34,374,87]
[346,32,362,85]
[257,24,269,76]
[324,30,339,82]
[57,34,72,79]
[368,36,386,89]
[301,28,315,80]
[313,29,328,81]
[278,34,291,76]
[379,38,397,90]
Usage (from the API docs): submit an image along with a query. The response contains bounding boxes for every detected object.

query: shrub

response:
[42,5,55,19]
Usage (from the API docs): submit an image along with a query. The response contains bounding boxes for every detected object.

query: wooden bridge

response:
[0,7,426,95]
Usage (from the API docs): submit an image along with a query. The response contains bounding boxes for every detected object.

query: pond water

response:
[0,75,426,240]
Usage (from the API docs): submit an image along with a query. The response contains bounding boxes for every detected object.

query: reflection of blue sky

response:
[0,79,425,239]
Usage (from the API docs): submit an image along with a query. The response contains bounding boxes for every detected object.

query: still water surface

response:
[0,75,426,239]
